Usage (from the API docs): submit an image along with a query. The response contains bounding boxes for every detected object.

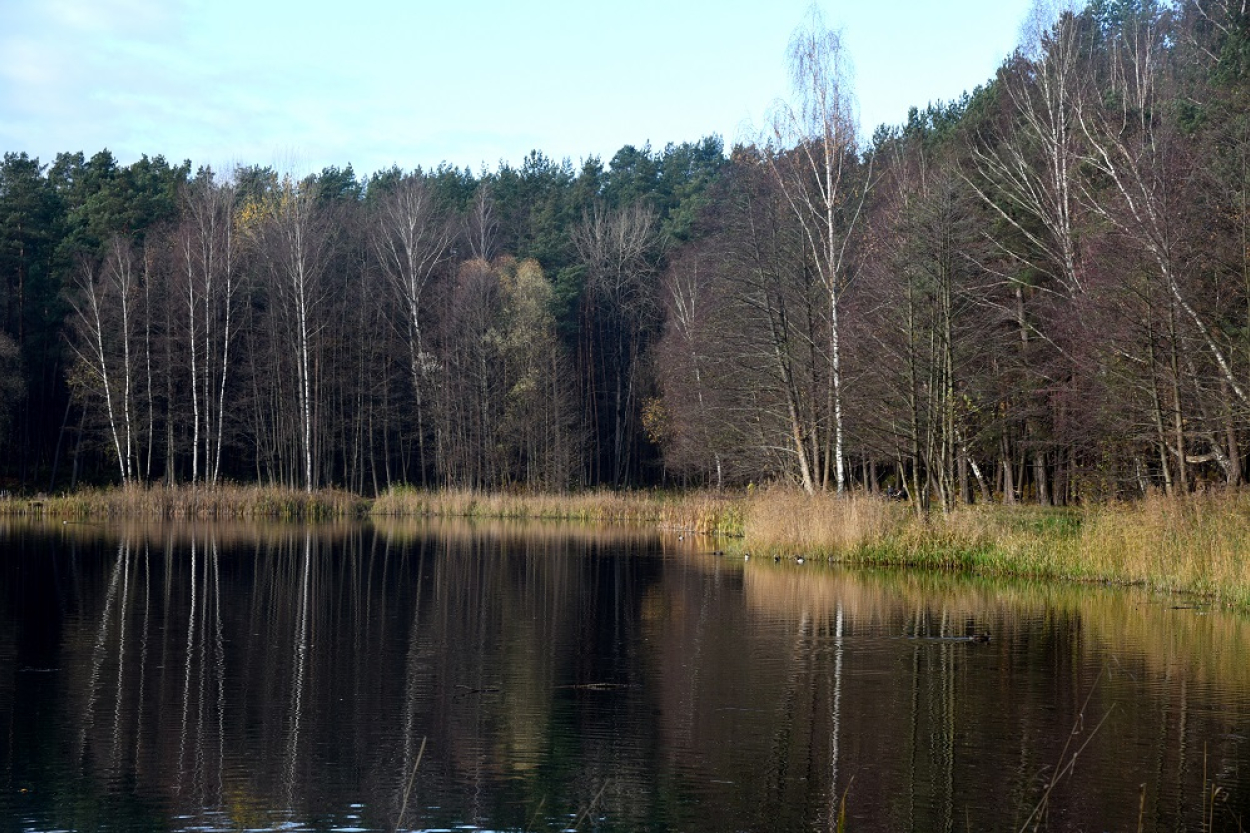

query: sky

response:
[0,0,1039,178]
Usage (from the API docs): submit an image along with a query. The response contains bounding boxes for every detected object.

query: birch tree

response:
[246,177,327,492]
[968,1,1088,298]
[1076,1,1246,483]
[179,171,241,484]
[767,8,868,494]
[370,174,452,485]
[67,239,140,483]
[965,2,1090,504]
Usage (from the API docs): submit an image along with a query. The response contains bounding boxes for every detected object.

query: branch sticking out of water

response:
[1019,669,1114,833]
[395,735,427,833]
[573,779,610,830]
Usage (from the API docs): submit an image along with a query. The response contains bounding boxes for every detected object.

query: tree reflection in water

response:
[0,520,1247,831]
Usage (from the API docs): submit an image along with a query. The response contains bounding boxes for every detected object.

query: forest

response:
[0,0,1247,508]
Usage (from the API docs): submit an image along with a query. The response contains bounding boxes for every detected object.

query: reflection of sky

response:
[2,0,1034,177]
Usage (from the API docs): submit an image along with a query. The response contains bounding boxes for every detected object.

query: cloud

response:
[2,0,1035,178]
[44,0,176,35]
[0,0,203,161]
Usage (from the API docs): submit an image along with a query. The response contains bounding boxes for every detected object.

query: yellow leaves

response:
[233,198,268,236]
[505,258,553,332]
[642,396,670,447]
[513,257,546,293]
[232,175,304,238]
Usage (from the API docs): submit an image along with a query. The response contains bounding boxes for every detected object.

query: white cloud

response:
[2,0,1038,176]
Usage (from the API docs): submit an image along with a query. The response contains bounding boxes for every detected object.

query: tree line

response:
[0,140,721,492]
[1,0,1247,505]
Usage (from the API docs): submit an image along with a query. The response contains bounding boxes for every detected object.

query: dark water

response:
[2,520,1249,832]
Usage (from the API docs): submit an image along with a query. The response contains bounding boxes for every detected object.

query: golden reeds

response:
[0,483,368,520]
[737,490,1250,606]
[6,482,1250,605]
[370,486,741,534]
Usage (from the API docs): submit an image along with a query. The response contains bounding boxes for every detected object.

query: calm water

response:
[1,519,1249,832]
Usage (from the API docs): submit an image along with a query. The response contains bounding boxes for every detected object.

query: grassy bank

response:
[370,486,743,533]
[373,485,1250,606]
[6,483,1250,606]
[736,489,1250,607]
[0,483,368,520]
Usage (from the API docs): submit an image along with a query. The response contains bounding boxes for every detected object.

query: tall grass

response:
[735,489,1250,606]
[370,486,742,534]
[740,488,911,557]
[0,483,367,520]
[1067,493,1250,604]
[6,481,1250,605]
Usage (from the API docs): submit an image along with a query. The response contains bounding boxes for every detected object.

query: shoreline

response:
[3,484,1249,607]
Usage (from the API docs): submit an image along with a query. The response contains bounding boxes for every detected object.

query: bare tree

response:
[370,174,453,486]
[964,3,1090,505]
[767,7,869,494]
[968,1,1087,299]
[67,239,140,483]
[572,201,660,486]
[178,171,241,484]
[246,177,329,491]
[439,258,503,487]
[658,244,725,488]
[1075,3,1247,484]
[654,153,835,489]
[467,182,498,262]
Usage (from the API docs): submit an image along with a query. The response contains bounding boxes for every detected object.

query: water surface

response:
[1,519,1248,831]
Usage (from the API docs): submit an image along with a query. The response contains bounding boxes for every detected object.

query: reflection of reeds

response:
[743,562,1250,692]
[370,515,663,549]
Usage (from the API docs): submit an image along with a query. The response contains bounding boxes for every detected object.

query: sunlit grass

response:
[743,491,1250,607]
[6,482,1250,606]
[738,487,911,558]
[370,486,742,534]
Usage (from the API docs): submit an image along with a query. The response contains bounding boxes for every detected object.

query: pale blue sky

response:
[0,0,1038,177]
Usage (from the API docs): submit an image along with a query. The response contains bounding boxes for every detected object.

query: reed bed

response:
[739,488,912,558]
[0,483,368,520]
[370,486,743,535]
[1065,493,1250,605]
[735,489,1250,606]
[5,481,1250,604]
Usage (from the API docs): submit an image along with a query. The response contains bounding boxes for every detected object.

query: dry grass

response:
[0,483,368,520]
[732,488,1250,606]
[6,482,1250,605]
[739,488,911,557]
[1066,493,1250,604]
[370,486,742,535]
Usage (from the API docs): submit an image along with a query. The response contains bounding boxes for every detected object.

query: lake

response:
[1,519,1248,831]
